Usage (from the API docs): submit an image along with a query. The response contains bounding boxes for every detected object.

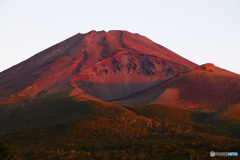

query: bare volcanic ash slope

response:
[0,30,197,104]
[115,63,240,109]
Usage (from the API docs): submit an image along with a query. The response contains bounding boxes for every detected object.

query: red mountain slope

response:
[115,63,240,108]
[0,30,196,103]
[70,51,192,100]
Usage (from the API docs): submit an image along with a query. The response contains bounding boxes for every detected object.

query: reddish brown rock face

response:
[0,30,197,103]
[0,30,239,109]
[70,52,191,99]
[116,64,240,108]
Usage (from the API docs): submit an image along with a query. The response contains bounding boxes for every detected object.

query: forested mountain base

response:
[0,95,239,159]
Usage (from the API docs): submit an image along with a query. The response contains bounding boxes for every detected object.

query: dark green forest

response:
[0,95,239,159]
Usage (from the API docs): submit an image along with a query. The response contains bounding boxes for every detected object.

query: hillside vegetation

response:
[0,95,240,159]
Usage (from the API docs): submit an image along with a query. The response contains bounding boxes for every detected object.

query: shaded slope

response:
[115,63,240,109]
[202,103,240,125]
[0,95,131,132]
[70,51,191,99]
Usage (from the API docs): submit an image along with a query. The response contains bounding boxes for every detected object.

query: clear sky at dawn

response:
[0,0,239,74]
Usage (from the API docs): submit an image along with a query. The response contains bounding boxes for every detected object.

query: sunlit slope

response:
[0,30,196,104]
[115,63,240,109]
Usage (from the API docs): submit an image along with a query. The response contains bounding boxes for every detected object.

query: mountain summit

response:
[0,30,197,103]
[1,31,240,160]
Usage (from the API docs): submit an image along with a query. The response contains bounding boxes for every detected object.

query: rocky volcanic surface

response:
[115,63,240,108]
[0,30,197,103]
[1,30,239,109]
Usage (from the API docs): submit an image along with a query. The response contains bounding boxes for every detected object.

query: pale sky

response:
[0,0,239,74]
